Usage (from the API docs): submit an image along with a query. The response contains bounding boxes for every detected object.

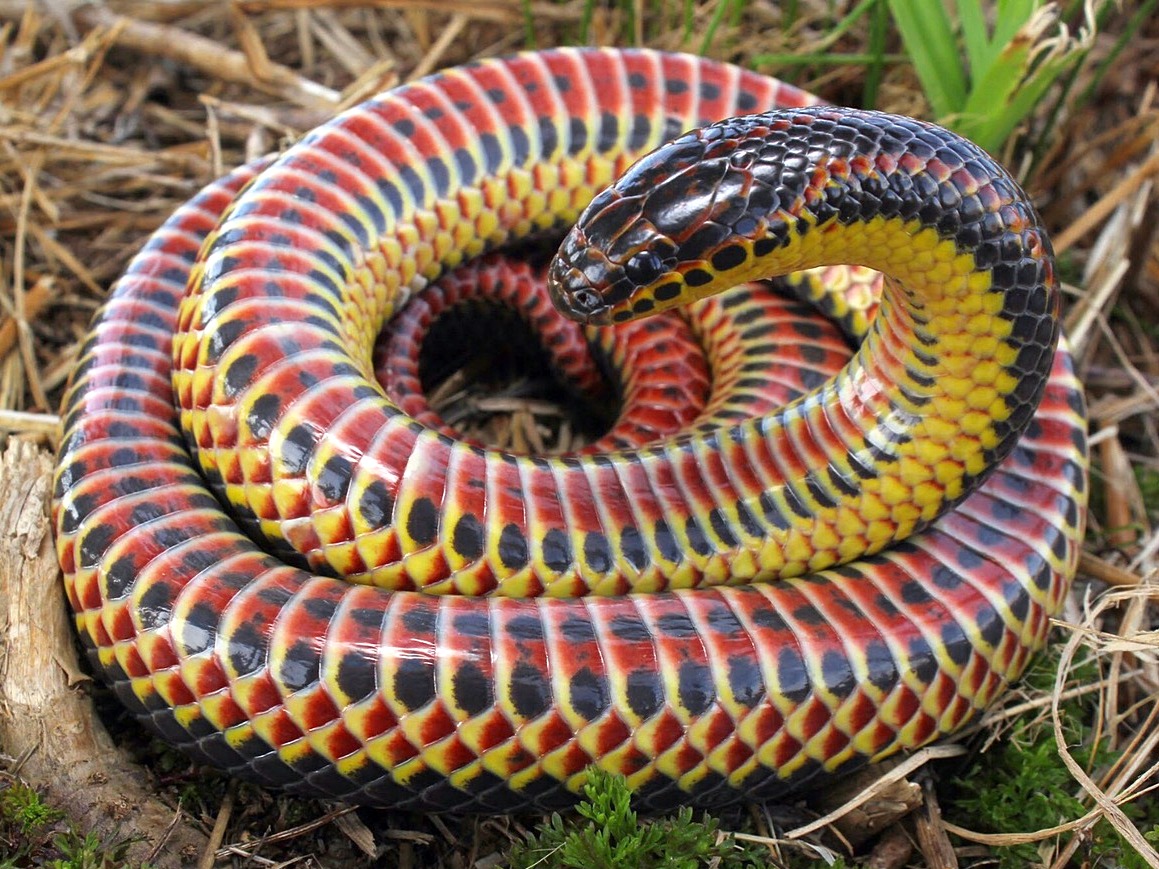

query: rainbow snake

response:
[53,48,1088,812]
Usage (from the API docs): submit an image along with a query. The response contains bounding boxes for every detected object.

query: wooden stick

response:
[0,441,209,869]
[73,5,339,109]
[1053,149,1159,254]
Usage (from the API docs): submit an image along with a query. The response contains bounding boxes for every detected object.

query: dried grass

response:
[0,2,1156,867]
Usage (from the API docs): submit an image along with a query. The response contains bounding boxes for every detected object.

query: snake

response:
[53,47,1088,812]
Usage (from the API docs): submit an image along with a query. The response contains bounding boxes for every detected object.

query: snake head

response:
[548,185,682,325]
[549,125,789,325]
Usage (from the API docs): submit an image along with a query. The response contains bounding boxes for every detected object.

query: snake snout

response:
[548,235,614,325]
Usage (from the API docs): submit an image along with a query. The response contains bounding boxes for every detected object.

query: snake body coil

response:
[54,48,1088,812]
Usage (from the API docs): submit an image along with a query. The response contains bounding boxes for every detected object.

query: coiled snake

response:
[53,48,1088,812]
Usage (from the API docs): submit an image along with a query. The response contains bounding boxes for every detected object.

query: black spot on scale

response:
[549,617,598,647]
[402,606,437,636]
[498,523,529,570]
[597,112,620,153]
[758,492,790,530]
[899,580,933,605]
[735,501,761,538]
[103,555,138,600]
[205,318,246,365]
[477,132,503,174]
[619,526,648,571]
[78,523,115,570]
[452,661,491,716]
[376,177,405,215]
[628,115,652,150]
[627,71,646,89]
[608,614,650,642]
[678,661,714,716]
[749,606,787,632]
[317,454,353,503]
[278,640,320,692]
[453,513,484,561]
[225,619,266,676]
[357,480,393,528]
[931,563,963,589]
[727,656,763,708]
[655,613,697,638]
[820,650,854,698]
[955,546,985,572]
[685,516,712,557]
[537,116,559,158]
[136,581,175,631]
[510,126,531,166]
[625,669,663,719]
[452,148,477,187]
[566,117,588,155]
[509,661,551,719]
[508,615,545,642]
[407,498,439,546]
[707,508,738,548]
[654,281,683,301]
[392,118,415,137]
[653,519,682,564]
[939,621,972,667]
[864,641,897,692]
[711,245,748,274]
[331,653,376,705]
[453,612,489,638]
[699,81,721,100]
[804,472,839,509]
[826,465,859,498]
[397,164,427,204]
[752,236,782,259]
[395,657,436,711]
[425,156,450,197]
[781,485,812,519]
[127,502,164,526]
[247,393,281,441]
[776,646,809,703]
[570,667,609,720]
[541,528,571,573]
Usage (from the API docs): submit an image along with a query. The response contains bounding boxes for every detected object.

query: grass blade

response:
[957,0,995,75]
[887,0,968,117]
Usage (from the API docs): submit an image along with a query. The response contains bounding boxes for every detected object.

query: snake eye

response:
[623,250,665,287]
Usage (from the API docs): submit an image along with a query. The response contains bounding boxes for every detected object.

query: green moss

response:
[507,769,769,869]
[947,649,1153,868]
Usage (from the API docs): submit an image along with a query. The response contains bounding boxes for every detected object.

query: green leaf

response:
[956,0,995,78]
[887,0,969,117]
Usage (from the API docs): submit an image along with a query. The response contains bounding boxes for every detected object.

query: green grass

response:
[506,768,769,869]
[944,649,1152,869]
[0,779,151,869]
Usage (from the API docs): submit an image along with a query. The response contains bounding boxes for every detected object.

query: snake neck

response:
[552,107,1060,575]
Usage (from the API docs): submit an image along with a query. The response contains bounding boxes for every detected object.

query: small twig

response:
[911,778,958,869]
[407,13,468,81]
[784,745,965,840]
[214,804,359,859]
[199,785,235,869]
[73,5,339,109]
[1053,149,1159,254]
